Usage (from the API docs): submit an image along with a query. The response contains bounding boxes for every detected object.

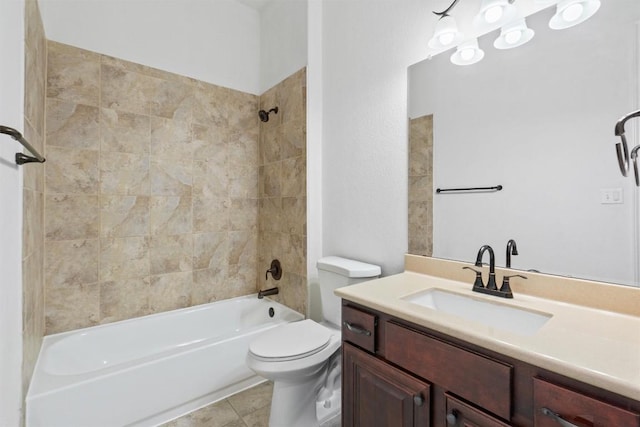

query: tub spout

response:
[258,287,279,299]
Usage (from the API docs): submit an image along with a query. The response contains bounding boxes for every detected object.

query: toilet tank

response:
[316,256,381,327]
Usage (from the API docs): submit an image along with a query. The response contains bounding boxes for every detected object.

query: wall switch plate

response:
[600,188,623,204]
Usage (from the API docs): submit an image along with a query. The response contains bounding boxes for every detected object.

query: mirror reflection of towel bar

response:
[0,125,46,165]
[436,185,503,194]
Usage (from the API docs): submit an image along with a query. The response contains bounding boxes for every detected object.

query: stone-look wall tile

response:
[280,121,305,160]
[193,196,229,232]
[150,79,194,121]
[228,231,257,266]
[100,64,160,115]
[23,189,43,258]
[229,263,258,296]
[192,83,230,128]
[408,115,433,257]
[43,44,272,334]
[150,234,193,275]
[45,195,99,240]
[150,272,192,313]
[409,115,433,177]
[23,121,44,192]
[151,117,193,159]
[100,195,150,237]
[151,157,193,196]
[193,157,228,199]
[101,152,150,195]
[150,196,192,236]
[261,163,280,197]
[100,277,150,323]
[192,124,230,159]
[45,239,99,288]
[194,232,228,270]
[280,156,305,198]
[46,283,100,334]
[258,198,282,233]
[23,1,46,411]
[230,198,258,232]
[282,197,305,236]
[101,108,150,154]
[47,41,100,105]
[25,41,45,132]
[256,68,307,314]
[47,99,100,150]
[45,147,100,194]
[192,265,229,305]
[100,236,150,281]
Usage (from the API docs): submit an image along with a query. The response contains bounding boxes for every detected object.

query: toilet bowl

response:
[246,256,381,427]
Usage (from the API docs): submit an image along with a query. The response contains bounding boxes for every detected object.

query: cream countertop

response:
[335,256,640,401]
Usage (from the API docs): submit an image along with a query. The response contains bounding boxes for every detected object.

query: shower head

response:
[259,107,278,122]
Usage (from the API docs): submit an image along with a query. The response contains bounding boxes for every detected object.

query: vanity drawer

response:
[342,305,377,353]
[385,321,512,420]
[446,393,511,427]
[533,378,640,427]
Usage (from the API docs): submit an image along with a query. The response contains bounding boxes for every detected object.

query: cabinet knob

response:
[446,409,459,426]
[413,394,424,406]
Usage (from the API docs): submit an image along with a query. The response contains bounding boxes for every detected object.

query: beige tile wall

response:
[257,69,307,315]
[408,115,433,256]
[44,42,308,333]
[44,41,262,333]
[23,0,47,411]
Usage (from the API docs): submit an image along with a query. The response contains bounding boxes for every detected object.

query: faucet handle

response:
[500,273,528,296]
[462,266,485,289]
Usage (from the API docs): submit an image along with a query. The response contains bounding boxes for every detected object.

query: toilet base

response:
[267,352,341,427]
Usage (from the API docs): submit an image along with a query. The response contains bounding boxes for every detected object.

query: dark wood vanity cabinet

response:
[341,301,640,427]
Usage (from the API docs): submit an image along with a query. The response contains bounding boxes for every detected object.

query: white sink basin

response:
[402,288,552,336]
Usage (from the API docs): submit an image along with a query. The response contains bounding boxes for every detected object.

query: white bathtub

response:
[26,295,303,427]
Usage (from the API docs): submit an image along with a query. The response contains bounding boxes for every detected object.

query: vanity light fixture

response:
[549,0,601,30]
[428,0,464,49]
[494,18,535,49]
[473,0,517,28]
[451,38,485,66]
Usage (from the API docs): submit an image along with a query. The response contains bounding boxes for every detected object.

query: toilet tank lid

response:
[317,256,381,278]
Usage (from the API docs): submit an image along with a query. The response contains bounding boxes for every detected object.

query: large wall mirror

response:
[408,0,640,286]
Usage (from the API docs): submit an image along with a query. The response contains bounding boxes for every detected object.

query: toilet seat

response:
[249,320,333,362]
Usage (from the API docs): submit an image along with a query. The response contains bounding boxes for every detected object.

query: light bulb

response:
[504,30,522,45]
[438,32,455,46]
[484,5,504,23]
[562,2,584,22]
[460,48,475,61]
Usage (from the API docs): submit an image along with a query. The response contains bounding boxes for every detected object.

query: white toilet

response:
[246,256,381,427]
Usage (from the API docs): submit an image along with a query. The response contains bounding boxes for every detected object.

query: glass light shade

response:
[473,0,517,28]
[428,15,464,49]
[549,0,601,30]
[494,18,535,49]
[451,39,485,66]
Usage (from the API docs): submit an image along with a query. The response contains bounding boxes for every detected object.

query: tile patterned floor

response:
[161,381,342,427]
[162,382,273,427]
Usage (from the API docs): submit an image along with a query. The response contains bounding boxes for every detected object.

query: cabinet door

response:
[343,342,430,427]
[445,393,511,427]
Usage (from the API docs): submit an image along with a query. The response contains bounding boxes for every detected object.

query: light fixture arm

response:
[433,0,461,18]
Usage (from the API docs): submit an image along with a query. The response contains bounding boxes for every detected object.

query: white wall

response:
[319,0,432,275]
[409,2,638,285]
[38,0,261,94]
[0,1,25,424]
[260,0,307,92]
